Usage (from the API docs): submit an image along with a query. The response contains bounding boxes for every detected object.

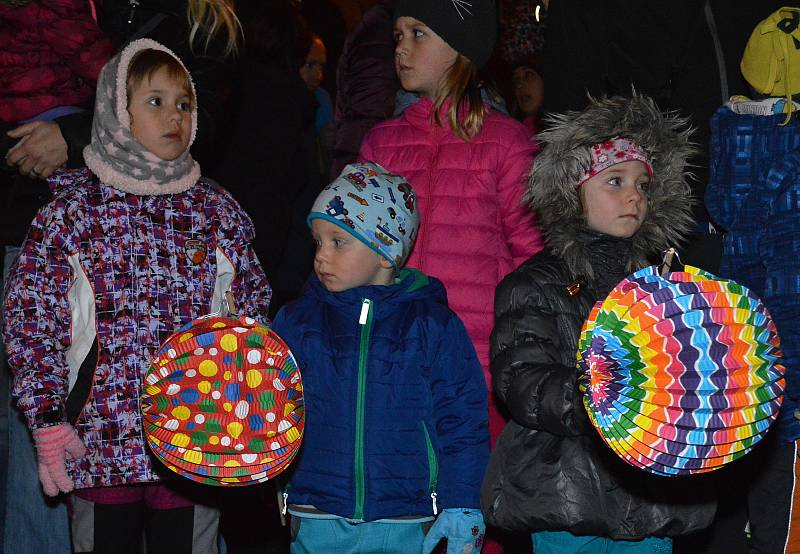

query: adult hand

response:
[5,121,68,179]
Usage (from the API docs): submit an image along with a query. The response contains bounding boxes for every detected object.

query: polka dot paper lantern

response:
[141,314,304,485]
[577,265,785,476]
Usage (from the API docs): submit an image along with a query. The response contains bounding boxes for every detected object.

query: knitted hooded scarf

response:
[526,92,696,279]
[83,38,200,195]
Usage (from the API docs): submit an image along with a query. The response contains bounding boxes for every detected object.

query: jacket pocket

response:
[421,421,439,494]
[65,337,99,424]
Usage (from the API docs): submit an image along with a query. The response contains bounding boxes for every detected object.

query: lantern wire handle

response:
[223,291,238,317]
[659,247,683,276]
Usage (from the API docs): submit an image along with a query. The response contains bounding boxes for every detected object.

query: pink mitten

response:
[32,423,86,496]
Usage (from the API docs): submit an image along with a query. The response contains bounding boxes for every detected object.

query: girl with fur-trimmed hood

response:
[480,93,716,553]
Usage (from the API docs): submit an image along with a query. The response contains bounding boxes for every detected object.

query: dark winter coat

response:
[330,0,399,179]
[272,269,489,521]
[542,0,786,226]
[483,242,716,539]
[481,94,717,539]
[206,55,318,317]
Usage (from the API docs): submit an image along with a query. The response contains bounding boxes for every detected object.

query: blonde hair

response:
[187,0,241,56]
[431,54,486,142]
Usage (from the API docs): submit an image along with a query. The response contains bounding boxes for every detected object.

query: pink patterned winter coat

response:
[4,168,271,489]
[359,97,543,441]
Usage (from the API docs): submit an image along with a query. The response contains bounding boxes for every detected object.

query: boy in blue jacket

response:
[273,162,489,554]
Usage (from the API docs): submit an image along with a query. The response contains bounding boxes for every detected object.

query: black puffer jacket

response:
[480,94,717,539]
[482,238,716,539]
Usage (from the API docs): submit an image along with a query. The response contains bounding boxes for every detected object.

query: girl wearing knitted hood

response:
[4,39,270,551]
[481,93,716,553]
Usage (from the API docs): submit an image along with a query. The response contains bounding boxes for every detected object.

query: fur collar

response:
[526,93,696,280]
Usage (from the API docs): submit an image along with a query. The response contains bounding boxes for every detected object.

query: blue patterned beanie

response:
[308,162,420,268]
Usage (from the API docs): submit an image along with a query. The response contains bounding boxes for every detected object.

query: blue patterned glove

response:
[422,508,485,554]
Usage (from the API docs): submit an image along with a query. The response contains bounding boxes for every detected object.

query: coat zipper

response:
[354,298,374,520]
[127,0,140,23]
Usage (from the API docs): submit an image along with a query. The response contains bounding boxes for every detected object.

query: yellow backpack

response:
[741,7,800,124]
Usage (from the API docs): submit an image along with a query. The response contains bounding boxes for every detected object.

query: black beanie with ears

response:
[394,0,497,69]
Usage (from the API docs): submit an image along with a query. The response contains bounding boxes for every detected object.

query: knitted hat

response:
[576,138,654,187]
[394,0,498,69]
[308,162,419,268]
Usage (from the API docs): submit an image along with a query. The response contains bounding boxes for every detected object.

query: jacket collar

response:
[395,90,508,131]
[577,230,634,296]
[401,96,443,131]
[304,269,444,318]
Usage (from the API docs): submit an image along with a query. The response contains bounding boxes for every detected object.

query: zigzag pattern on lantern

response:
[141,315,304,486]
[577,265,785,477]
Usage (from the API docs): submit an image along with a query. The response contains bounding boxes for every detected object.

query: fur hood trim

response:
[526,92,696,279]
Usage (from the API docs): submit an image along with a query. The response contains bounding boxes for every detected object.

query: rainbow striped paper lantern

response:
[141,315,304,485]
[577,265,785,476]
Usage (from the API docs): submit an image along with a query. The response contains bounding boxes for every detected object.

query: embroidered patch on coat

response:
[185,239,208,265]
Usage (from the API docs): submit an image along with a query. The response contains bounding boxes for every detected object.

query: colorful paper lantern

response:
[141,314,304,485]
[578,265,785,476]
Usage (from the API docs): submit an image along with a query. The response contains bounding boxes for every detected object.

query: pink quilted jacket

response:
[0,0,113,123]
[359,97,543,434]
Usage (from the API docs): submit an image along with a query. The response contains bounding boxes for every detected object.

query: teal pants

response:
[291,515,429,554]
[532,530,672,554]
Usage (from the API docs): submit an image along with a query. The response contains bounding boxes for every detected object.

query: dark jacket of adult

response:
[542,0,786,218]
[207,0,319,316]
[481,94,717,539]
[330,0,398,179]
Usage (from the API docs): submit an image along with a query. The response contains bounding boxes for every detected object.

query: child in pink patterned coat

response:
[3,38,270,551]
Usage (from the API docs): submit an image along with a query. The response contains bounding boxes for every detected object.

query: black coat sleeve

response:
[55,111,93,169]
[490,267,592,437]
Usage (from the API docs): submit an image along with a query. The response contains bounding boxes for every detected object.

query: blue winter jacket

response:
[706,106,800,444]
[272,269,489,521]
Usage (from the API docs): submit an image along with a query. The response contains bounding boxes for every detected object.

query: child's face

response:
[311,218,394,292]
[512,66,544,117]
[127,66,193,161]
[581,161,650,238]
[394,16,458,98]
[300,37,327,92]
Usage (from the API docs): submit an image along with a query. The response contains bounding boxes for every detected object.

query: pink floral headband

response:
[576,138,653,187]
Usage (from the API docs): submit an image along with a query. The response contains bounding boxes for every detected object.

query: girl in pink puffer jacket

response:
[359,0,543,463]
